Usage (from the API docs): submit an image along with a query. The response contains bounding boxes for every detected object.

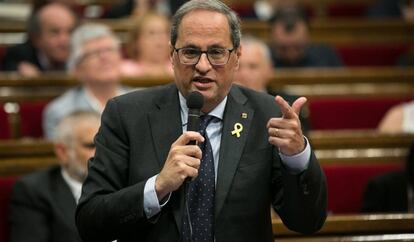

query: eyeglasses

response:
[174,46,235,66]
[78,46,119,63]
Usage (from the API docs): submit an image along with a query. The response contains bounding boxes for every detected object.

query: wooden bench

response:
[1,68,413,137]
[273,213,414,241]
[1,18,413,45]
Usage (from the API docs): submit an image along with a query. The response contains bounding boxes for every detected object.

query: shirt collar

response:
[179,91,227,126]
[61,168,83,204]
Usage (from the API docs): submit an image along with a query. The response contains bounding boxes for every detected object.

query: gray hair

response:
[241,35,273,65]
[171,0,241,48]
[54,110,101,146]
[67,23,120,71]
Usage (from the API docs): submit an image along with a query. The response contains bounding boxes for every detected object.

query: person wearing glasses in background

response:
[9,111,100,242]
[75,1,327,241]
[43,23,130,140]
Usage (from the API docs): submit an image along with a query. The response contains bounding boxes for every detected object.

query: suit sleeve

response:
[76,98,150,242]
[9,180,50,242]
[273,151,328,234]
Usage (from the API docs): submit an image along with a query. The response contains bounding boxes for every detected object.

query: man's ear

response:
[54,143,69,167]
[235,45,242,70]
[169,42,175,65]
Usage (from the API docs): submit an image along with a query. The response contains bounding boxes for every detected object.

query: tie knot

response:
[199,115,217,132]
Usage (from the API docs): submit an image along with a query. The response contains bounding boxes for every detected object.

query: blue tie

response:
[182,115,216,242]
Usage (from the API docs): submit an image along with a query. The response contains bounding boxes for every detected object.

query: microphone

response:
[186,91,204,145]
[184,91,203,241]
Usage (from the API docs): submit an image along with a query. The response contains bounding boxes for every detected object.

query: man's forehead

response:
[177,10,232,46]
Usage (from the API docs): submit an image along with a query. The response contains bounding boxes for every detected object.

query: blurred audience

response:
[378,100,414,134]
[235,36,310,133]
[31,0,77,12]
[368,0,414,22]
[10,110,100,242]
[104,0,186,18]
[43,23,130,140]
[362,142,414,213]
[269,7,343,68]
[2,2,77,77]
[120,12,173,77]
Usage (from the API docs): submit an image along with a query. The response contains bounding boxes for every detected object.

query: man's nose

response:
[195,53,212,73]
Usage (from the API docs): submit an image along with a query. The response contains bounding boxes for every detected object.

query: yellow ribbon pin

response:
[231,123,243,138]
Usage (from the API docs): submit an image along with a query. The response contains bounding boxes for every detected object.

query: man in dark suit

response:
[9,111,100,242]
[362,142,414,213]
[2,3,77,76]
[76,1,327,241]
[269,7,343,68]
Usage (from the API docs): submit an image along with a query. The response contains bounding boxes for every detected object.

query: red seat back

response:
[324,163,403,213]
[308,97,413,130]
[19,101,48,138]
[327,3,371,17]
[0,177,17,242]
[335,44,411,66]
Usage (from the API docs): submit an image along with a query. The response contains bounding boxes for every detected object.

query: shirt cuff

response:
[279,136,311,174]
[143,175,171,219]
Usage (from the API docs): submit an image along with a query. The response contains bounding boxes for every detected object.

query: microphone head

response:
[186,91,204,110]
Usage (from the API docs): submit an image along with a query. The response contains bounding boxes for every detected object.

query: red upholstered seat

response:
[19,101,48,139]
[335,44,411,66]
[308,97,413,130]
[0,176,17,242]
[323,164,403,214]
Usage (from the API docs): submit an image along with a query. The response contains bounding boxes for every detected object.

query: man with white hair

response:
[10,110,100,242]
[43,23,129,139]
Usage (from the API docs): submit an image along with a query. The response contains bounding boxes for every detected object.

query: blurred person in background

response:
[2,2,77,77]
[43,23,130,140]
[378,100,414,134]
[9,111,100,242]
[120,12,173,77]
[235,36,310,133]
[368,0,414,22]
[269,7,343,68]
[362,142,414,212]
[104,0,187,18]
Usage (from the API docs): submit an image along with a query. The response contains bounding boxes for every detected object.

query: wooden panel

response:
[0,67,414,101]
[1,18,413,45]
[0,131,412,175]
[273,213,414,237]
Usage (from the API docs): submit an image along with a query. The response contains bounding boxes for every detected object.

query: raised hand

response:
[267,95,307,156]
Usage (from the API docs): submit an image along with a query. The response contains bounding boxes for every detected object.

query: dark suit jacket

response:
[2,42,42,72]
[362,171,409,213]
[271,43,343,68]
[9,166,81,242]
[76,83,327,242]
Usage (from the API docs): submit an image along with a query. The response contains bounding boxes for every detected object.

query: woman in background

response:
[120,12,173,77]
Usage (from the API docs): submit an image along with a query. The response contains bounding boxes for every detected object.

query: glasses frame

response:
[173,46,235,66]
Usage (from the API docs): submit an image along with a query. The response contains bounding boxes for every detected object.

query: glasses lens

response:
[177,47,231,65]
[178,48,200,65]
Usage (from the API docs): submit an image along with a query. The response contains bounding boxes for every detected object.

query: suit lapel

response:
[147,85,185,232]
[148,85,182,169]
[53,169,78,232]
[215,87,254,219]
